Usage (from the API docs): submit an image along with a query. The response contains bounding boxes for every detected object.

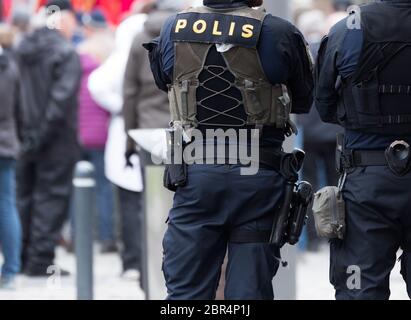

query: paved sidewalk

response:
[0,247,145,300]
[0,245,408,300]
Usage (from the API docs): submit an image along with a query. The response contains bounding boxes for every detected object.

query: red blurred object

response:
[1,0,12,20]
[94,0,135,25]
[2,0,136,24]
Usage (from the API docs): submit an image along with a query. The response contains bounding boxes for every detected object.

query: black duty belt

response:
[341,149,388,168]
[192,145,283,172]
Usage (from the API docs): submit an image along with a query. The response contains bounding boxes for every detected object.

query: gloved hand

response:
[125,149,137,168]
[125,138,138,168]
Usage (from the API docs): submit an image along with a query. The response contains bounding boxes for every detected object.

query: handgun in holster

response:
[269,149,314,248]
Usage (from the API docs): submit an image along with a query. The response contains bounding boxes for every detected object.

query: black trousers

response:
[117,187,143,272]
[331,166,411,300]
[163,164,283,300]
[17,140,78,272]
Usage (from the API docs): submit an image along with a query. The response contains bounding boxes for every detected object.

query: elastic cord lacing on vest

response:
[197,64,246,127]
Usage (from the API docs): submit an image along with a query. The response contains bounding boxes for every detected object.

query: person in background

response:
[76,9,117,253]
[88,3,151,286]
[79,9,114,59]
[123,0,175,166]
[10,9,31,47]
[16,0,81,276]
[0,24,22,290]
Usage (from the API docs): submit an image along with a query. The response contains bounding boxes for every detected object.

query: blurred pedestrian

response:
[76,9,117,253]
[88,9,147,285]
[16,0,82,276]
[79,9,114,61]
[10,9,31,47]
[0,24,22,290]
[123,0,173,166]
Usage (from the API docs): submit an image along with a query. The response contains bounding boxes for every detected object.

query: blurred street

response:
[0,246,145,300]
[1,245,408,300]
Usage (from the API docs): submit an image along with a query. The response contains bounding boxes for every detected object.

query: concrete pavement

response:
[0,245,408,300]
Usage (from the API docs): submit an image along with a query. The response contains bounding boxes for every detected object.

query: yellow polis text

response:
[175,19,254,39]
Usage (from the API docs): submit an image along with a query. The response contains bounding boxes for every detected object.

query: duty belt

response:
[339,144,411,177]
[191,145,284,172]
[340,149,388,169]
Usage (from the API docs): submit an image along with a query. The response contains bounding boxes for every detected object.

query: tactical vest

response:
[169,5,291,130]
[339,3,411,135]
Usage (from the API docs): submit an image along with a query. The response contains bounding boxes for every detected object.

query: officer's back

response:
[153,0,313,148]
[147,0,313,300]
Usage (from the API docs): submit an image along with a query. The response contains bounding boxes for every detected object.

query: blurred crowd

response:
[0,0,201,292]
[0,0,360,293]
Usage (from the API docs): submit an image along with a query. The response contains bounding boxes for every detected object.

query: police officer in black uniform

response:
[147,0,313,300]
[316,0,411,299]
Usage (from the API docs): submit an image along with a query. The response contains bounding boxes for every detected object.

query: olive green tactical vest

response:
[169,5,292,130]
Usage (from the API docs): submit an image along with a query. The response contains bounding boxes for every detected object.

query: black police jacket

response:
[16,27,81,151]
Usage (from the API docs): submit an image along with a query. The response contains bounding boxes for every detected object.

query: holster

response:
[269,149,309,248]
[163,128,188,192]
[163,163,187,192]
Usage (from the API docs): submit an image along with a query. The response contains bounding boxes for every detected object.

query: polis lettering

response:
[175,18,255,39]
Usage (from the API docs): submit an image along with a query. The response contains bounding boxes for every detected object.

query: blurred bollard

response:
[73,161,95,300]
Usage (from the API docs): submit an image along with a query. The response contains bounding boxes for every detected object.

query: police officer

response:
[147,0,313,300]
[316,0,411,299]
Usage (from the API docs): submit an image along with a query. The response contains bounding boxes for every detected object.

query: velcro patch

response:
[171,12,263,48]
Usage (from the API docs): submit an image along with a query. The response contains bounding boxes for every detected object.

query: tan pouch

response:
[312,186,346,240]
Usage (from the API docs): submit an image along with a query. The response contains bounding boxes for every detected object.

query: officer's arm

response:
[145,15,175,92]
[286,29,314,114]
[315,31,341,124]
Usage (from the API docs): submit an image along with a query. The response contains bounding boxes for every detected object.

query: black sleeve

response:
[314,35,340,124]
[143,37,170,93]
[286,28,314,114]
[44,50,82,130]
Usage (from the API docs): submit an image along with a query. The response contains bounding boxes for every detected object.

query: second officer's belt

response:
[339,142,411,177]
[340,149,388,168]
